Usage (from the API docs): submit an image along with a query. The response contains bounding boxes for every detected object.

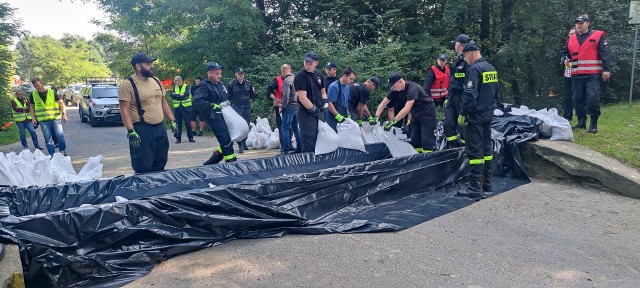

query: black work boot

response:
[589,116,598,133]
[203,152,223,165]
[482,164,493,197]
[242,141,249,151]
[188,138,195,143]
[457,175,484,200]
[238,142,245,154]
[572,118,586,129]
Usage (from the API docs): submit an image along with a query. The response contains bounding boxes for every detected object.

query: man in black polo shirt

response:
[294,52,328,152]
[348,76,379,126]
[371,72,436,153]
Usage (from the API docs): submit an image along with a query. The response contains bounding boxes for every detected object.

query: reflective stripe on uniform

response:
[422,149,432,153]
[575,60,603,64]
[32,89,60,121]
[482,71,498,84]
[13,98,31,122]
[415,148,424,153]
[484,155,493,161]
[224,154,236,161]
[469,159,485,165]
[454,72,465,78]
[173,85,192,108]
[446,135,458,141]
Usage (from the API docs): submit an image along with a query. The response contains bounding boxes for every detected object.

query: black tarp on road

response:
[0,115,540,287]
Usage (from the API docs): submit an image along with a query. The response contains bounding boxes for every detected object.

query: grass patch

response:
[570,101,640,170]
[0,124,21,145]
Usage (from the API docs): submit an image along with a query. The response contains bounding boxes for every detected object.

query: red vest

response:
[429,65,450,99]
[274,76,284,107]
[567,30,604,75]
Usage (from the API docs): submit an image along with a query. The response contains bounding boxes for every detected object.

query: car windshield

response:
[73,85,82,91]
[92,87,119,98]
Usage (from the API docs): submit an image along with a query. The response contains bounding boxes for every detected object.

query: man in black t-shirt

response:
[348,76,379,126]
[294,52,328,152]
[324,62,338,91]
[371,72,436,153]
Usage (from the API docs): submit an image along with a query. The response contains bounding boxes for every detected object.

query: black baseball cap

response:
[575,15,590,23]
[235,67,245,74]
[325,62,337,68]
[130,53,156,66]
[304,52,319,62]
[368,76,380,88]
[206,62,224,71]
[462,41,480,52]
[453,34,471,44]
[388,72,402,87]
[438,54,448,60]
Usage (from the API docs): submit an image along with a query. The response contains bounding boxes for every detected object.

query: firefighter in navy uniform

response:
[565,14,612,133]
[228,67,256,153]
[193,62,236,165]
[456,42,500,200]
[444,34,471,149]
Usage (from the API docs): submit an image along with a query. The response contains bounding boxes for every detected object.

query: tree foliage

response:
[90,0,637,121]
[0,2,21,123]
[13,34,112,88]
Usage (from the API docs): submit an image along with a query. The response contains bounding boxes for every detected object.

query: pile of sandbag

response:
[245,117,281,150]
[0,150,103,187]
[509,106,573,141]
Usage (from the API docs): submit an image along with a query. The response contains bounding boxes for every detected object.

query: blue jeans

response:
[281,107,302,153]
[39,119,66,155]
[16,121,40,149]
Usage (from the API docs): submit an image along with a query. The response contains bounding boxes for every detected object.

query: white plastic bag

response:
[245,122,256,148]
[547,108,573,141]
[255,117,273,135]
[360,122,385,144]
[374,125,418,157]
[78,155,104,181]
[220,102,250,142]
[315,120,341,155]
[337,119,366,152]
[253,132,269,149]
[267,128,280,149]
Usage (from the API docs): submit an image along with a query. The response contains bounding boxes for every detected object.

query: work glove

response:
[357,119,363,126]
[170,120,178,134]
[457,115,467,126]
[444,99,448,107]
[211,103,222,111]
[369,115,379,125]
[335,114,345,123]
[309,106,326,122]
[127,130,141,148]
[384,119,398,131]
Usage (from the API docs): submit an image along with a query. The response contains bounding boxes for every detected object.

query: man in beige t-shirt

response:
[118,53,177,174]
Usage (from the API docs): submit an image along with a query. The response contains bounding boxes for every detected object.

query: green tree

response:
[0,2,21,123]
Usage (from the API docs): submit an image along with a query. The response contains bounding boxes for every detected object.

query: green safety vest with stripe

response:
[172,85,192,108]
[32,89,61,121]
[13,98,32,122]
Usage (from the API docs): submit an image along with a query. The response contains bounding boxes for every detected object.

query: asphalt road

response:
[0,106,279,177]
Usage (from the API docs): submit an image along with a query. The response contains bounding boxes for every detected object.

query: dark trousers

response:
[465,116,493,190]
[433,97,445,109]
[444,92,465,143]
[174,106,194,140]
[409,103,436,151]
[232,104,251,147]
[130,122,169,174]
[297,107,319,153]
[562,77,573,121]
[572,75,601,120]
[274,106,283,146]
[202,106,234,159]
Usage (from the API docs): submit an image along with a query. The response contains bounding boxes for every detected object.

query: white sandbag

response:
[246,122,256,148]
[221,102,250,142]
[388,126,408,140]
[375,125,418,158]
[255,117,273,135]
[337,118,366,152]
[78,155,104,181]
[267,128,280,149]
[315,120,340,155]
[360,122,385,144]
[546,108,573,141]
[253,132,269,149]
[0,153,16,186]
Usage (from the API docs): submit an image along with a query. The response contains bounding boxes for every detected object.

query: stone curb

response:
[520,140,640,198]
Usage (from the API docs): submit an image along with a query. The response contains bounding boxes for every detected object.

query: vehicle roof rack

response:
[86,78,118,86]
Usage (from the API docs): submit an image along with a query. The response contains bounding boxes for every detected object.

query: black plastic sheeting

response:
[0,115,541,288]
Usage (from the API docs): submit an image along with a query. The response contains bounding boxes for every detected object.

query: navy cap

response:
[235,67,245,74]
[387,72,402,87]
[575,15,590,23]
[304,52,319,62]
[368,76,380,88]
[206,62,224,71]
[438,54,448,60]
[462,41,480,52]
[453,34,471,44]
[130,53,157,66]
[325,62,337,68]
